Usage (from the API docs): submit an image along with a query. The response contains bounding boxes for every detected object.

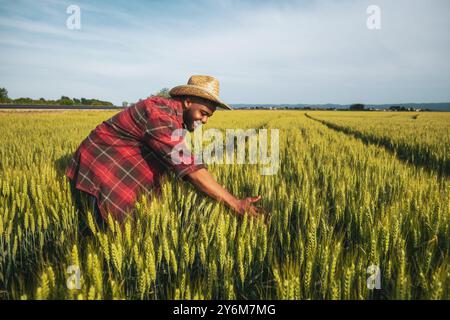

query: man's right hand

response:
[186,169,269,223]
[232,195,266,218]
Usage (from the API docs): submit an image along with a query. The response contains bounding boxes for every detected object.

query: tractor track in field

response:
[304,113,449,179]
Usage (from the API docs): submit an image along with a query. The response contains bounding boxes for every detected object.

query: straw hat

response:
[169,75,231,110]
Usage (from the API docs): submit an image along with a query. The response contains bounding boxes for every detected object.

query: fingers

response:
[236,196,268,223]
[248,211,258,218]
[248,195,262,203]
[252,208,271,226]
[245,205,265,218]
[239,206,271,226]
[240,205,256,217]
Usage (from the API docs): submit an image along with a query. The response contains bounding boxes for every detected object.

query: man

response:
[66,75,264,223]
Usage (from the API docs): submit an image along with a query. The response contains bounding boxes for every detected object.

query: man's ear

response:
[183,96,192,109]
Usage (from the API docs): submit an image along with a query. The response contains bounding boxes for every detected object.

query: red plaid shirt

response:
[66,96,205,222]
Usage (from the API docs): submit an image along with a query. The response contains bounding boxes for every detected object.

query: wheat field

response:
[0,110,448,300]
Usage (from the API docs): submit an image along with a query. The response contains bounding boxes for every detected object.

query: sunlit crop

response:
[0,110,448,300]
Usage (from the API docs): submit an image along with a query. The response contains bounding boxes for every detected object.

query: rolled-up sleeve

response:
[143,104,205,179]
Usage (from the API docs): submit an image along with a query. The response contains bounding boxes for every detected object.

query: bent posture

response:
[66,75,264,223]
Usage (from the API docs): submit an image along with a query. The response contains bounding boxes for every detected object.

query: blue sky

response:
[1,0,450,105]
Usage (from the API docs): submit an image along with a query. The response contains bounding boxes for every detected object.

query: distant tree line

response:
[0,87,114,106]
[151,87,171,98]
[349,103,365,111]
[387,105,430,112]
[347,104,431,112]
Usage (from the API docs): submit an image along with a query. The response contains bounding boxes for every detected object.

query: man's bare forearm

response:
[185,168,239,211]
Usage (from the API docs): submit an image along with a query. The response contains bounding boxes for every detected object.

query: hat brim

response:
[169,85,232,110]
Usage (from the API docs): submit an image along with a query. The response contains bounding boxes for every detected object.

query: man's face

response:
[182,97,217,132]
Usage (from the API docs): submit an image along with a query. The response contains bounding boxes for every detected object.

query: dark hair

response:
[182,95,217,109]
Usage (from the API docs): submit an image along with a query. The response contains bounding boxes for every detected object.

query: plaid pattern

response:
[66,96,205,222]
